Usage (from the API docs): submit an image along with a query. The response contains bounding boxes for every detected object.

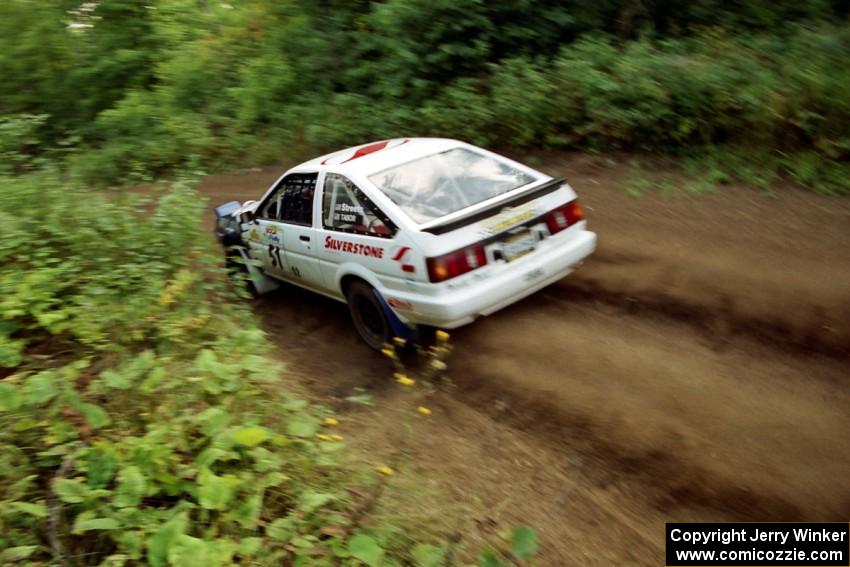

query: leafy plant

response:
[0,170,411,565]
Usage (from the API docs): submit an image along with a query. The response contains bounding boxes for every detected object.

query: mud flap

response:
[230,247,279,295]
[372,289,413,341]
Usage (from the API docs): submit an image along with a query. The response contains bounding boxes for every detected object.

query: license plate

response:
[503,229,536,261]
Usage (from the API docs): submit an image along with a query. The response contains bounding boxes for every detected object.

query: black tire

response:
[225,251,258,298]
[345,281,391,349]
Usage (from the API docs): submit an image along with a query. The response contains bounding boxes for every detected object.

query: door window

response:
[260,173,318,225]
[322,173,396,238]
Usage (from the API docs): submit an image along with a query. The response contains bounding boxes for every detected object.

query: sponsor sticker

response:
[324,236,384,258]
[391,246,411,262]
[481,206,538,235]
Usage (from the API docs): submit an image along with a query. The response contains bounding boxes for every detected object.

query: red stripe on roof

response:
[341,140,389,164]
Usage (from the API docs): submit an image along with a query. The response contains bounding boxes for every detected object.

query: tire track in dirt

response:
[446,291,850,517]
[560,252,850,360]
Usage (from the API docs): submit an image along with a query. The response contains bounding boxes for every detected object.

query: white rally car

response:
[215,138,596,348]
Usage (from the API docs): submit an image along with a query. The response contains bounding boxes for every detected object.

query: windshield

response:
[368,148,536,224]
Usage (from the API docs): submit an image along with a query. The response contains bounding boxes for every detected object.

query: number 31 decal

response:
[268,244,283,268]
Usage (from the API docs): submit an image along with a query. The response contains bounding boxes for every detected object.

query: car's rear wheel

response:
[346,281,390,349]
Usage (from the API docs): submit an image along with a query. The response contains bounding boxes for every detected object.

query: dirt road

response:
[199,153,850,565]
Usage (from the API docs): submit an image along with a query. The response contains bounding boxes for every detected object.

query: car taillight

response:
[427,243,488,283]
[545,200,584,235]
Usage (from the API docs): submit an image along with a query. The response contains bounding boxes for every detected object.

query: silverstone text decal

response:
[324,236,384,258]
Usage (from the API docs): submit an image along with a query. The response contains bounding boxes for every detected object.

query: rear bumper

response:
[383,229,596,329]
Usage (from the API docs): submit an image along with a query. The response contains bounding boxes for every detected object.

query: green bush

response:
[0,170,447,566]
[5,0,850,192]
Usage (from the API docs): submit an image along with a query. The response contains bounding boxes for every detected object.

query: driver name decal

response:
[324,236,384,258]
[334,203,364,223]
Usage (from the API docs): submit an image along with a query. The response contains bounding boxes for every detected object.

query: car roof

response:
[295,138,464,177]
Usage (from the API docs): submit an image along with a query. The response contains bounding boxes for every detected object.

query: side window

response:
[260,173,318,225]
[322,173,397,238]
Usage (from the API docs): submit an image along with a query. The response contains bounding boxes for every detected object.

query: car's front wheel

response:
[345,281,391,349]
[225,250,258,298]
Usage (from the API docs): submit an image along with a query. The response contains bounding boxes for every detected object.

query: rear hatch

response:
[418,179,585,283]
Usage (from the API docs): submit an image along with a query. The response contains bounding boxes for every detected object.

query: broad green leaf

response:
[100,553,128,567]
[232,493,262,528]
[53,477,89,504]
[281,398,308,411]
[8,474,37,499]
[294,555,333,567]
[209,539,236,564]
[24,371,56,404]
[298,490,335,512]
[286,418,318,438]
[118,530,144,560]
[167,535,209,567]
[193,349,218,372]
[238,537,262,557]
[198,470,235,510]
[348,534,384,566]
[510,525,539,561]
[196,407,229,437]
[259,471,288,488]
[148,512,188,567]
[0,337,24,369]
[115,465,146,508]
[266,517,295,541]
[140,367,167,393]
[101,369,132,390]
[250,446,282,472]
[79,402,112,429]
[479,549,507,567]
[86,449,118,488]
[73,516,121,533]
[10,501,48,518]
[195,447,226,468]
[0,546,37,561]
[411,543,445,567]
[232,425,270,447]
[13,416,38,432]
[0,382,22,411]
[292,535,316,548]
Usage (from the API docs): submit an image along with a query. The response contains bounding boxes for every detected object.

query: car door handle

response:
[299,235,310,242]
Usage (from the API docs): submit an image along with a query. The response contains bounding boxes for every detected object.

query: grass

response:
[618,146,850,198]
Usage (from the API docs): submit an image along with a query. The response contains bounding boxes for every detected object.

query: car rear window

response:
[368,148,536,224]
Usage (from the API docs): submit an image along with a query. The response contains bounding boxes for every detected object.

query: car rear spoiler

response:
[421,177,565,235]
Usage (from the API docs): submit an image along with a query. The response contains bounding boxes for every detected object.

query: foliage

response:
[0,115,51,175]
[1,1,850,192]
